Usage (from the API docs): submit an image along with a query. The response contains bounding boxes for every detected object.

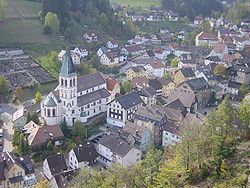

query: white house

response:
[162,121,181,147]
[58,50,81,64]
[73,47,88,59]
[69,143,98,170]
[100,52,119,65]
[107,91,144,127]
[168,12,179,22]
[41,50,110,126]
[121,45,145,56]
[106,39,118,49]
[144,60,165,78]
[194,16,203,25]
[95,133,142,167]
[43,154,68,180]
[83,32,98,42]
[195,31,218,47]
[154,47,171,60]
[208,43,228,60]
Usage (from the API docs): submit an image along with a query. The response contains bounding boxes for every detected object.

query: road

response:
[1,112,14,152]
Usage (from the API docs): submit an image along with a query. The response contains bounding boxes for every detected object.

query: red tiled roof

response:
[213,43,227,53]
[197,31,218,41]
[149,60,165,69]
[106,77,117,91]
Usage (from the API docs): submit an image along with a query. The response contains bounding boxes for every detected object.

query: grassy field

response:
[110,0,160,8]
[5,0,41,18]
[138,20,194,34]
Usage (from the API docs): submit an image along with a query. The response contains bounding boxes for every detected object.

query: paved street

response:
[1,112,14,152]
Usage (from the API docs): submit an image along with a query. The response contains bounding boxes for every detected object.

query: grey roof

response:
[46,154,67,176]
[206,56,221,62]
[98,133,133,157]
[77,72,106,92]
[0,161,5,181]
[77,88,110,107]
[135,105,166,122]
[180,68,195,78]
[163,120,179,135]
[148,79,162,90]
[60,49,76,77]
[44,97,57,107]
[165,99,186,112]
[54,169,79,188]
[186,78,209,91]
[228,81,241,89]
[117,91,144,110]
[167,90,197,108]
[9,176,24,184]
[129,66,145,72]
[139,86,157,97]
[203,70,216,81]
[73,143,98,163]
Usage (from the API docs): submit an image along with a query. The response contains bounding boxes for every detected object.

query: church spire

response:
[60,49,76,77]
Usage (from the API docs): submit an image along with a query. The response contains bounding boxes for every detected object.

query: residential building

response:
[227,81,241,96]
[69,143,98,170]
[121,45,145,56]
[41,50,111,126]
[177,77,210,108]
[24,121,64,151]
[50,169,78,188]
[106,77,120,101]
[168,12,179,22]
[12,107,27,130]
[107,92,144,127]
[138,86,157,106]
[73,47,88,59]
[83,32,98,42]
[100,52,119,65]
[195,31,218,47]
[106,39,119,49]
[227,64,250,84]
[43,154,67,180]
[126,66,147,81]
[58,50,81,65]
[0,152,37,188]
[123,122,152,152]
[144,60,165,78]
[194,16,203,25]
[162,121,181,147]
[158,78,176,97]
[173,68,195,85]
[208,43,228,60]
[95,133,142,167]
[154,47,171,60]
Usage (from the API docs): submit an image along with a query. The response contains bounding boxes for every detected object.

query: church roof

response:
[60,49,76,77]
[44,97,57,107]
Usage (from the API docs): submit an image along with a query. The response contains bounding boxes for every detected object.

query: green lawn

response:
[110,0,160,8]
[138,20,194,34]
[5,0,41,19]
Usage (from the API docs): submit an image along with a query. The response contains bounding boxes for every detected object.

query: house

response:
[158,33,173,43]
[160,27,170,34]
[24,121,64,150]
[158,78,176,97]
[227,81,241,96]
[150,34,161,44]
[107,91,144,127]
[43,154,67,180]
[148,79,163,96]
[144,60,165,78]
[106,39,118,49]
[0,152,37,188]
[95,133,142,167]
[177,77,210,108]
[12,107,27,130]
[50,169,78,188]
[177,31,188,40]
[138,86,157,106]
[134,105,166,145]
[100,52,119,65]
[194,16,203,25]
[178,59,197,69]
[69,143,98,169]
[154,47,171,60]
[227,64,250,84]
[197,70,217,86]
[106,77,120,101]
[162,120,181,147]
[173,68,195,85]
[121,45,145,56]
[233,36,250,51]
[209,43,228,60]
[195,31,218,47]
[131,77,149,90]
[123,122,152,152]
[168,12,179,22]
[126,66,147,81]
[58,50,81,64]
[166,90,198,113]
[41,50,111,126]
[73,47,88,59]
[83,32,98,42]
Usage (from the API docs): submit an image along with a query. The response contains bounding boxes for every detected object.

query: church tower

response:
[58,49,78,126]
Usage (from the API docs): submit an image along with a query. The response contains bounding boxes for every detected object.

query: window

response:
[52,109,56,117]
[70,79,72,87]
[72,110,75,114]
[93,109,96,113]
[61,79,64,86]
[47,109,51,117]
[65,80,67,87]
[73,78,76,86]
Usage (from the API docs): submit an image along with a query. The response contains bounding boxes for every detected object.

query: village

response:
[0,0,249,187]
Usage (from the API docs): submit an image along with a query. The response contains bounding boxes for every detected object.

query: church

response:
[40,49,111,126]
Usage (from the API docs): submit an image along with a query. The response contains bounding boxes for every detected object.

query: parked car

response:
[0,128,3,137]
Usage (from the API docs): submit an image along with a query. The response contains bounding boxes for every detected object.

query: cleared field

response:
[5,0,41,19]
[110,0,160,7]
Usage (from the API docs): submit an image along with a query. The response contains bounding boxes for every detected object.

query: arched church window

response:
[61,79,64,86]
[73,78,76,87]
[47,109,51,117]
[70,79,72,87]
[65,80,67,87]
[52,109,56,117]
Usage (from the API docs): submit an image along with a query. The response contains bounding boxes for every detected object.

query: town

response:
[0,0,249,187]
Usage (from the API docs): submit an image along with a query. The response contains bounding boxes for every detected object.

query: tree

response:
[15,87,22,99]
[120,80,132,94]
[213,64,226,75]
[44,12,60,35]
[60,118,71,138]
[239,83,249,96]
[35,91,43,103]
[0,0,5,22]
[19,133,30,155]
[72,122,87,141]
[0,76,8,101]
[34,180,49,188]
[47,141,54,152]
[238,99,250,134]
[171,57,180,67]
